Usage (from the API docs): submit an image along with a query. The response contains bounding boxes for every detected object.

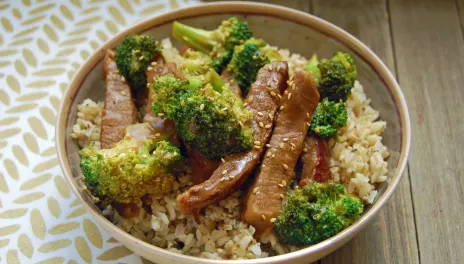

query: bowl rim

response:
[56,1,411,263]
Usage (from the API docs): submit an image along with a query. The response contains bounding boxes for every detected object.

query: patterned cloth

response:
[0,1,197,263]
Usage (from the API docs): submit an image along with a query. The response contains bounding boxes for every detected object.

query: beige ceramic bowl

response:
[56,2,411,263]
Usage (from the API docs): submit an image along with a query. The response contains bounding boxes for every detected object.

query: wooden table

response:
[254,0,463,263]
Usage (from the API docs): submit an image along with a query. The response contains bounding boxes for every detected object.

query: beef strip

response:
[243,70,320,233]
[143,62,182,147]
[100,49,138,149]
[299,135,332,187]
[177,61,289,215]
[221,70,243,97]
[186,144,220,184]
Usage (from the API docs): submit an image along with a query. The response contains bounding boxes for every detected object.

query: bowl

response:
[55,2,411,263]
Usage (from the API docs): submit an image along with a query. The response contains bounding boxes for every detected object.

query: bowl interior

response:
[63,11,404,262]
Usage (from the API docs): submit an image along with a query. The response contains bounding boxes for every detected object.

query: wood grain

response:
[310,1,419,263]
[390,0,464,263]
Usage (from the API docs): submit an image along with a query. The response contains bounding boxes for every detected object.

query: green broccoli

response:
[274,182,364,246]
[161,44,213,77]
[309,98,348,138]
[115,35,161,91]
[316,52,357,102]
[150,70,253,160]
[172,17,253,73]
[305,54,321,86]
[80,123,182,204]
[225,38,282,95]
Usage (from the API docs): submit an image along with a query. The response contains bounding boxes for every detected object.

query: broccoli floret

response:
[309,98,348,138]
[79,124,182,204]
[274,182,364,246]
[317,52,357,102]
[115,35,161,91]
[225,38,272,95]
[162,45,213,76]
[150,71,253,159]
[172,17,253,73]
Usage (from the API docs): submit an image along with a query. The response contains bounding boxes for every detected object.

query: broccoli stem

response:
[305,54,321,86]
[172,21,216,54]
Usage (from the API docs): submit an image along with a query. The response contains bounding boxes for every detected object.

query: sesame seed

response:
[240,39,245,44]
[257,112,264,116]
[259,122,264,128]
[259,56,264,61]
[158,113,164,117]
[121,91,126,96]
[139,55,144,61]
[121,76,126,82]
[243,103,248,107]
[222,170,227,175]
[307,112,310,118]
[155,133,161,137]
[239,121,244,127]
[134,50,140,53]
[183,36,189,41]
[230,175,235,179]
[220,177,226,181]
[282,180,287,186]
[268,65,273,71]
[277,65,281,71]
[278,184,284,187]
[267,80,272,86]
[288,93,292,100]
[252,55,257,60]
[254,145,261,150]
[280,194,285,199]
[266,152,272,158]
[280,105,285,110]
[292,83,296,90]
[262,215,266,220]
[221,158,225,163]
[147,66,153,71]
[268,113,273,119]
[151,62,157,66]
[270,91,277,97]
[254,141,261,145]
[283,164,289,170]
[283,138,289,142]
[266,144,271,148]
[290,143,296,147]
[272,154,276,158]
[284,90,288,95]
[253,187,259,194]
[200,104,205,111]
[265,124,272,129]
[277,94,282,99]
[146,83,150,88]
[306,122,311,126]
[270,218,277,223]
[200,76,205,82]
[181,100,185,106]
[262,164,266,168]
[303,148,308,153]
[279,143,284,149]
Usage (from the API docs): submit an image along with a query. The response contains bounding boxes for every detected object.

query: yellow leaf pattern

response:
[0,1,193,263]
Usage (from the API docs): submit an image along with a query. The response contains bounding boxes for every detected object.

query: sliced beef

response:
[177,61,289,215]
[186,144,220,184]
[299,135,332,187]
[243,71,320,234]
[143,62,182,146]
[221,70,242,97]
[100,50,138,149]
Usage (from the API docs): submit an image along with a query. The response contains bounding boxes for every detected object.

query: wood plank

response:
[389,0,464,263]
[310,0,420,263]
